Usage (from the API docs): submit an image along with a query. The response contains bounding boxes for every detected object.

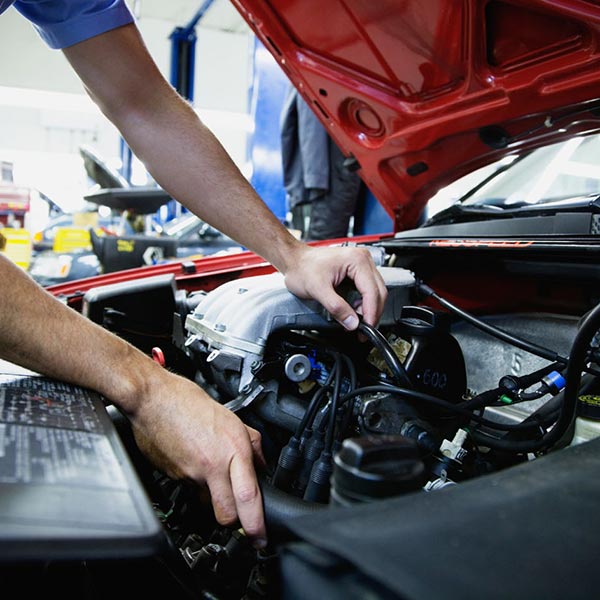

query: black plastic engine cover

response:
[278,436,600,600]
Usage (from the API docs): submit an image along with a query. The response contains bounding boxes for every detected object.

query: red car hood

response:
[232,0,600,231]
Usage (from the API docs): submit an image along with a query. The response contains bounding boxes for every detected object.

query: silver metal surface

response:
[184,266,415,393]
[284,354,312,382]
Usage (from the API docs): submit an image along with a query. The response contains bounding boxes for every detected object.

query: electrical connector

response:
[541,371,566,395]
[439,428,468,464]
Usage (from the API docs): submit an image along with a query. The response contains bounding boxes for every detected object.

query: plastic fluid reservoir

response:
[571,394,600,445]
[396,305,467,419]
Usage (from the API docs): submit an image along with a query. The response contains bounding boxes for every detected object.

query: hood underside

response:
[232,0,600,231]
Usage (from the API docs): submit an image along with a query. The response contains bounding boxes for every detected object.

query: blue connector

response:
[542,371,566,395]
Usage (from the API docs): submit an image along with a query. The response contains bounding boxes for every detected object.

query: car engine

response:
[82,242,590,599]
[13,242,598,599]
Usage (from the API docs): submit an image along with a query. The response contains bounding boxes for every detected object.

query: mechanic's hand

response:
[0,252,266,545]
[127,369,267,548]
[283,244,387,329]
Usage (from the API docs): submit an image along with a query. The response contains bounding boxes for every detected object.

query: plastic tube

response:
[417,282,569,365]
[472,301,600,453]
[261,478,325,541]
[357,321,412,387]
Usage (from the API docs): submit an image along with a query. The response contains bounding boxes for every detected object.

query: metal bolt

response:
[241,384,252,394]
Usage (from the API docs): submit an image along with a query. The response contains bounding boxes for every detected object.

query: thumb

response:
[318,289,360,331]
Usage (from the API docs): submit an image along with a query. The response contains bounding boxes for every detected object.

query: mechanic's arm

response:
[61,23,387,329]
[0,254,266,547]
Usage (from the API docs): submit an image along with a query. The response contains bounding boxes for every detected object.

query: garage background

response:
[0,0,402,239]
[1,2,264,213]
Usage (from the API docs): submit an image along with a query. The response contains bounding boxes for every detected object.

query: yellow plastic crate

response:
[52,227,92,253]
[0,227,32,269]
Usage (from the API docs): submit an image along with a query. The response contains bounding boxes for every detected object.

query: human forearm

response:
[0,254,158,411]
[62,24,387,329]
[62,24,303,273]
[0,254,266,543]
[112,98,304,272]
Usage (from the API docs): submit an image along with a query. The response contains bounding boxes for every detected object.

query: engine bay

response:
[6,242,600,598]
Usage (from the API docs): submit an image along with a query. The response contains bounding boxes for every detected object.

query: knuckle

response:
[215,506,238,527]
[194,454,214,477]
[232,436,254,459]
[236,482,259,504]
[356,247,373,263]
[326,296,346,316]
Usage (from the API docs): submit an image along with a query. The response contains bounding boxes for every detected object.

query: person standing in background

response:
[280,84,364,240]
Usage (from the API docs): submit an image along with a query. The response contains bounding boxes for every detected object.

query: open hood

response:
[232,0,600,231]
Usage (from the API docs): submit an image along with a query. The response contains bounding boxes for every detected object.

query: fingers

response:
[207,452,266,549]
[246,425,266,469]
[230,455,267,546]
[350,254,388,327]
[293,245,387,329]
[204,421,266,546]
[208,474,238,527]
[316,286,359,331]
[316,247,388,330]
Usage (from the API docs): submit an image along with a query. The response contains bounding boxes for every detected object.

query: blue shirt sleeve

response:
[13,0,135,49]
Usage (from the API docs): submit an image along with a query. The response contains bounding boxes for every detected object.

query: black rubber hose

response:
[341,353,357,391]
[341,384,555,433]
[324,354,343,453]
[417,282,569,365]
[294,378,334,438]
[472,301,600,453]
[357,321,412,387]
[260,477,326,541]
[460,361,562,410]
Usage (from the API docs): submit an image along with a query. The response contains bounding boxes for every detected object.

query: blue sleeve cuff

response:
[15,1,135,49]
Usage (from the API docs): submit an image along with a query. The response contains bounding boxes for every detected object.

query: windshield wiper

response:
[424,204,508,226]
[425,195,600,227]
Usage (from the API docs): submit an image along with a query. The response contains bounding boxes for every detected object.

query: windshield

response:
[461,134,600,208]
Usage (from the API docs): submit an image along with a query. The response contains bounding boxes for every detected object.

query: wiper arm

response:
[424,204,507,227]
[425,195,600,227]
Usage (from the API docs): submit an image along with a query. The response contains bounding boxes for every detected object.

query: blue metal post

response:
[169,0,216,101]
[169,7,206,101]
[247,37,288,222]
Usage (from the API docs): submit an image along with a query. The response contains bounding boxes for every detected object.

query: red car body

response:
[48,1,600,301]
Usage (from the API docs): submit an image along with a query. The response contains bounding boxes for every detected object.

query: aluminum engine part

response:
[285,354,312,382]
[185,267,415,393]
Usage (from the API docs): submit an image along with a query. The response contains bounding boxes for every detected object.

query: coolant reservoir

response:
[571,394,600,445]
[396,305,467,419]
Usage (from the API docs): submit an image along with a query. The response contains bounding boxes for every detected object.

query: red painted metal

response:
[151,346,166,367]
[231,0,600,230]
[45,2,600,308]
[46,234,387,306]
